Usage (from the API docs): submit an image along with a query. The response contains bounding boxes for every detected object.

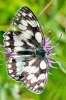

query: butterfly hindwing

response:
[7,56,25,79]
[7,54,48,94]
[7,55,32,79]
[21,58,48,94]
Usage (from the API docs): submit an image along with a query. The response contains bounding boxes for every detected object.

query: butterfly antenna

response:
[44,33,54,46]
[55,33,62,45]
[45,31,51,36]
[50,33,62,51]
[46,34,54,41]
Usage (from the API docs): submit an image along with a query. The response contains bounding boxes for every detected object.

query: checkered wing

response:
[21,58,48,94]
[3,6,43,53]
[7,56,48,94]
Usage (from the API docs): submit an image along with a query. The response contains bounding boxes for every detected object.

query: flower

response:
[44,35,58,68]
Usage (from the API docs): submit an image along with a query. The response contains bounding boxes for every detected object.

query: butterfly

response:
[3,6,54,94]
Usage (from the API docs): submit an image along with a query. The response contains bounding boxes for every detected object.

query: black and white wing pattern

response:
[21,58,48,94]
[3,6,48,94]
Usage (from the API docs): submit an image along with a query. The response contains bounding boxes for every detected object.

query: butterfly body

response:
[35,47,47,58]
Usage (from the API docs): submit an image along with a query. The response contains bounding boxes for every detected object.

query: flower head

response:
[44,36,57,68]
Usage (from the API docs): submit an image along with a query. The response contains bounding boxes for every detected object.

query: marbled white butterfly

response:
[3,6,55,94]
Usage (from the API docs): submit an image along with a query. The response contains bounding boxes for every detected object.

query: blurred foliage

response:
[0,0,66,100]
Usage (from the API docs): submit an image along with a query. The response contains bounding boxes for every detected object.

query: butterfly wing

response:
[7,56,25,79]
[7,56,48,94]
[3,6,43,54]
[22,58,48,94]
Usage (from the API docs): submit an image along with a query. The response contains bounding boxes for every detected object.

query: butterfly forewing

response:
[3,6,48,94]
[13,6,43,46]
[4,6,43,53]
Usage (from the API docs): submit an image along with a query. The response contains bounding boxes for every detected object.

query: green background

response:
[0,0,66,100]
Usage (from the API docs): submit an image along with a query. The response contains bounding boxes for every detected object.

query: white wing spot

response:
[17,70,23,75]
[13,35,22,42]
[27,41,35,47]
[27,74,34,80]
[34,85,38,89]
[16,61,23,67]
[24,80,26,83]
[14,41,23,46]
[40,83,44,87]
[14,47,24,51]
[5,36,10,40]
[22,12,26,16]
[37,74,45,81]
[23,66,30,72]
[21,20,28,26]
[5,42,10,46]
[28,13,33,17]
[45,73,48,79]
[17,13,21,16]
[11,75,15,77]
[35,32,42,43]
[30,87,33,90]
[40,61,46,70]
[18,24,27,30]
[28,66,36,73]
[25,30,34,36]
[16,65,23,74]
[7,64,12,68]
[9,70,13,73]
[26,84,30,87]
[33,67,39,73]
[31,76,36,83]
[22,31,31,39]
[29,59,36,66]
[26,20,38,27]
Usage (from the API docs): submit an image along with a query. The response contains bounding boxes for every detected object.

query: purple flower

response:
[44,36,57,68]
